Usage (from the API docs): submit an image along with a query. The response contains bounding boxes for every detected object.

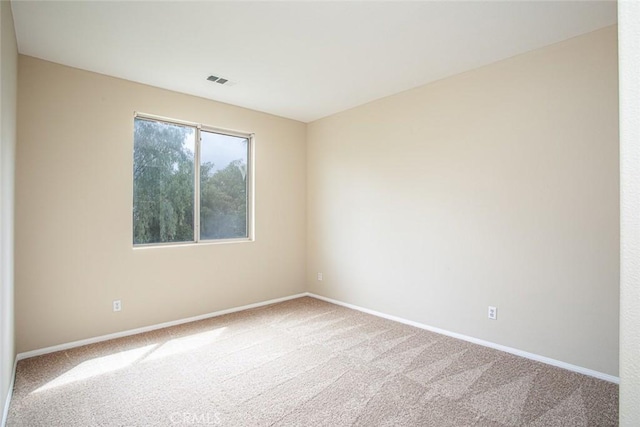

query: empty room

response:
[1,0,639,426]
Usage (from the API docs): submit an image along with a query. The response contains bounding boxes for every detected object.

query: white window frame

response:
[133,112,255,247]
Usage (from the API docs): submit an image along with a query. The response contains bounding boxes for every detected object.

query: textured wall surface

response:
[0,0,18,422]
[619,1,640,425]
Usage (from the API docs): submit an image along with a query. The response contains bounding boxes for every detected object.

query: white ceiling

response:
[11,1,617,123]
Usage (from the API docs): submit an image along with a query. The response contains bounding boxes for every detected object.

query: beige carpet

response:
[7,297,618,426]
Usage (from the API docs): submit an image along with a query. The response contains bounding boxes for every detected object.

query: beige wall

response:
[0,0,18,420]
[307,26,619,376]
[619,2,640,424]
[15,56,307,353]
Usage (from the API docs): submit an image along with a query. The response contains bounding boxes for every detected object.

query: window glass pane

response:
[200,131,248,240]
[133,118,195,244]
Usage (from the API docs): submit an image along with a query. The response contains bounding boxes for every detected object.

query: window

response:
[133,114,252,246]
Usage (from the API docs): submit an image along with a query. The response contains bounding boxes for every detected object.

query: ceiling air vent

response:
[207,75,235,86]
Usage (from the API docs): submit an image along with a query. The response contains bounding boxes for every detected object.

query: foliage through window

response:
[133,115,251,245]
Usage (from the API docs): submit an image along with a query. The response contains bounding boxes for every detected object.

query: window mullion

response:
[194,125,202,243]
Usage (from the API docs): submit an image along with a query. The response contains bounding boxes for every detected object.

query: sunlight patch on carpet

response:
[33,344,158,393]
[142,327,227,362]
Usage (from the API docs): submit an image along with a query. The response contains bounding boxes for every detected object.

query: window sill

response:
[132,238,254,250]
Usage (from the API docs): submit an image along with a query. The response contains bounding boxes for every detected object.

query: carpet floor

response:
[7,297,618,426]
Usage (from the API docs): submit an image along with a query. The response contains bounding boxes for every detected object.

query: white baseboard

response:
[14,291,619,385]
[1,357,17,427]
[17,293,308,361]
[307,293,619,384]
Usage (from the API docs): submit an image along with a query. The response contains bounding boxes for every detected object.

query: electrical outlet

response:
[317,272,323,281]
[113,300,122,312]
[488,306,497,320]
